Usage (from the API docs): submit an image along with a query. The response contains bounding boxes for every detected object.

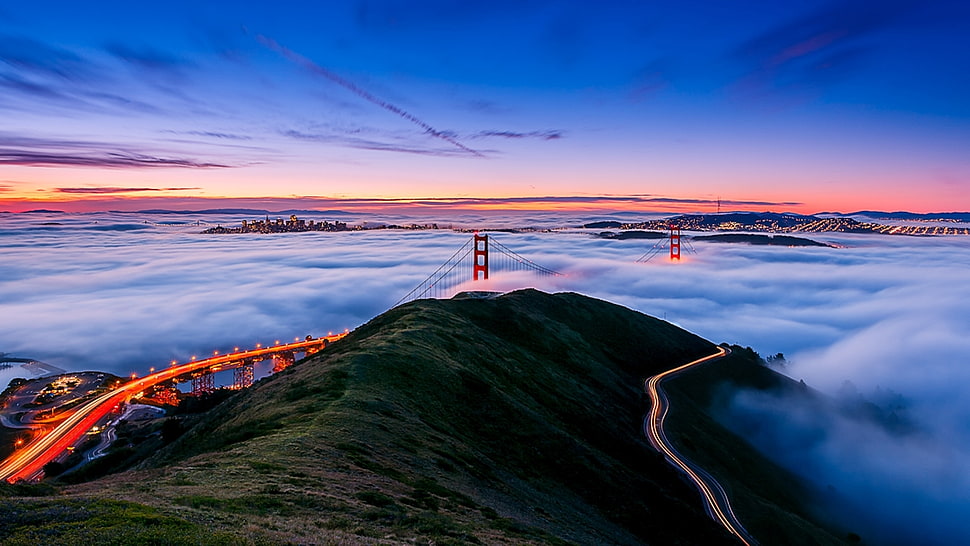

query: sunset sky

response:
[1,1,968,214]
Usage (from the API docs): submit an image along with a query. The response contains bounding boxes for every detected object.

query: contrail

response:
[257,35,484,158]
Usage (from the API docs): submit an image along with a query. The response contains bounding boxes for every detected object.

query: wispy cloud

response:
[280,128,476,158]
[0,34,91,80]
[55,187,200,194]
[258,34,485,158]
[105,42,193,73]
[470,130,563,140]
[732,0,913,96]
[339,195,801,208]
[0,194,804,215]
[0,149,232,169]
[0,34,172,116]
[0,72,72,101]
[163,130,253,141]
[0,133,235,169]
[462,99,512,115]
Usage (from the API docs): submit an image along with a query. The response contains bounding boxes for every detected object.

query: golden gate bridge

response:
[395,233,564,305]
[636,226,696,263]
[1,229,694,483]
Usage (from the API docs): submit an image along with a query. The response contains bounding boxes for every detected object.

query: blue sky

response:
[1,1,969,212]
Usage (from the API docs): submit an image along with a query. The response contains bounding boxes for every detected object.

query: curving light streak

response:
[643,346,757,546]
[0,334,346,483]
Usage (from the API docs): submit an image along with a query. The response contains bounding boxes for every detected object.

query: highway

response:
[0,334,345,483]
[643,346,757,546]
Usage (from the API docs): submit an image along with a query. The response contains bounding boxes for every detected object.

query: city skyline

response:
[1,1,969,214]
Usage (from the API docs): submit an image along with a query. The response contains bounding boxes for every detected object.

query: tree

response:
[161,417,184,443]
[42,461,65,477]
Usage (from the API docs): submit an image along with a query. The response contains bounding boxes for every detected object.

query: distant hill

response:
[619,212,970,236]
[583,220,624,229]
[596,230,667,240]
[130,209,357,216]
[133,208,274,215]
[844,211,970,222]
[692,233,833,247]
[5,290,843,544]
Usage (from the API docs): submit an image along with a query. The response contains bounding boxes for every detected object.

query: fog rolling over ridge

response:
[2,211,970,543]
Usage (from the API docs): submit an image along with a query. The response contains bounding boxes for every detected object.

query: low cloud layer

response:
[1,211,968,542]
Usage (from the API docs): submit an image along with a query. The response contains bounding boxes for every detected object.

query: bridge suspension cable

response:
[637,227,696,263]
[636,238,668,263]
[395,233,563,306]
[394,238,475,306]
[489,238,564,278]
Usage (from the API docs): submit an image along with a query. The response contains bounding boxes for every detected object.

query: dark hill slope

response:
[663,347,848,545]
[72,290,737,544]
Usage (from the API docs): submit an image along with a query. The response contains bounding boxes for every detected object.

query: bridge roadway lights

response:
[271,351,296,374]
[473,233,489,280]
[305,338,329,356]
[0,336,345,483]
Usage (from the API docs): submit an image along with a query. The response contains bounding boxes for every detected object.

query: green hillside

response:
[662,347,848,545]
[2,290,842,544]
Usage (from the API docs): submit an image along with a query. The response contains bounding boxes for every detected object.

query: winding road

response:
[643,346,757,546]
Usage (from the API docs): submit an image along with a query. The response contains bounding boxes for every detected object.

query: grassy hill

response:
[2,290,842,544]
[662,347,849,544]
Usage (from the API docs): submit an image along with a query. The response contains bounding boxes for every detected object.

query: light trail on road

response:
[0,334,346,483]
[643,346,757,546]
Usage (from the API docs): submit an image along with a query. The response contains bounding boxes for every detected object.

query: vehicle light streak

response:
[643,347,757,546]
[0,334,346,483]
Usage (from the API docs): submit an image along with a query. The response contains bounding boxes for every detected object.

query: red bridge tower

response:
[669,225,681,261]
[473,233,489,280]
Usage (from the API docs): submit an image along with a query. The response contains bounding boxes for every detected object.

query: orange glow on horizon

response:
[0,189,961,216]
